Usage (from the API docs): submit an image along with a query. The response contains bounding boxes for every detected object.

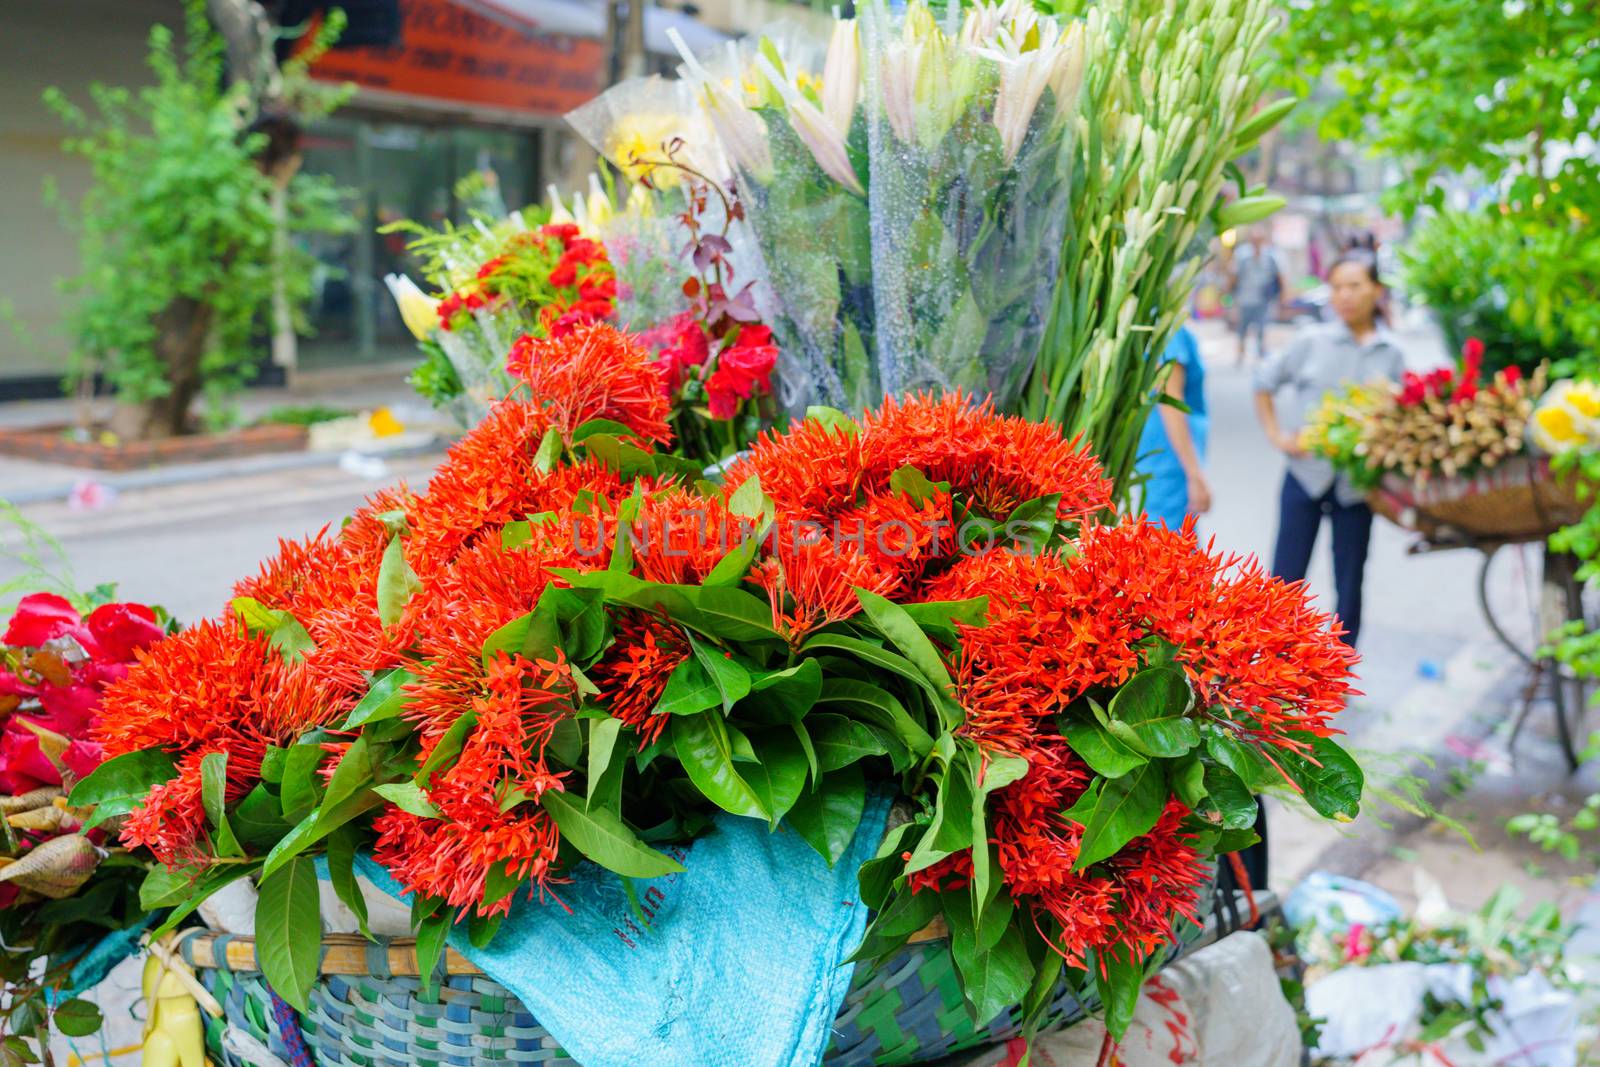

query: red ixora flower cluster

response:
[909,522,1356,965]
[100,324,669,911]
[1398,336,1520,407]
[436,222,616,342]
[0,594,164,798]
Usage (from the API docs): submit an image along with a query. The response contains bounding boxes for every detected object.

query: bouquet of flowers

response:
[87,321,1362,1050]
[0,592,167,1050]
[1530,377,1600,456]
[382,209,619,425]
[1305,339,1546,484]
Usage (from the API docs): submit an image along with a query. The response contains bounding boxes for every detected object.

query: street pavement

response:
[0,322,1588,909]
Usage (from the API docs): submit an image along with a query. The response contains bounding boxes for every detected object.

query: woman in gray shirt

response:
[1253,245,1405,649]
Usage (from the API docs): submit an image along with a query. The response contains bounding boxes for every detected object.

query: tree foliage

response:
[44,1,354,432]
[1276,0,1600,215]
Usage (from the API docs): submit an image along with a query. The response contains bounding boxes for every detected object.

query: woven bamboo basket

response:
[175,879,1218,1067]
[1368,454,1585,544]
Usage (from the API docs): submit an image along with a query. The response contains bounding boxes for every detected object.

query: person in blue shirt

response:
[1135,325,1211,527]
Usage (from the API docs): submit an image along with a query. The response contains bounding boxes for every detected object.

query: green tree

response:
[1278,1,1600,369]
[1277,0,1600,215]
[45,2,353,439]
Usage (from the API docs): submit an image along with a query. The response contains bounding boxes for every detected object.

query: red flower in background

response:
[0,593,165,798]
[705,326,778,419]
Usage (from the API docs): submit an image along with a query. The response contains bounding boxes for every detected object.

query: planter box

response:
[0,422,309,471]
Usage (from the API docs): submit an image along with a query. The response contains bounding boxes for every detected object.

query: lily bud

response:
[821,18,860,137]
[383,274,439,342]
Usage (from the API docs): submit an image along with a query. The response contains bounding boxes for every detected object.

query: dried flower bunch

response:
[83,324,1361,1040]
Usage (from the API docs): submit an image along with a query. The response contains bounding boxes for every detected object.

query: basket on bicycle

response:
[173,873,1219,1067]
[1368,454,1585,544]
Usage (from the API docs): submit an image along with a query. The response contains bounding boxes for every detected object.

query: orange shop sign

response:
[309,0,606,119]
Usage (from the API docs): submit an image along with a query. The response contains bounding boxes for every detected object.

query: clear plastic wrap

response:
[861,0,1082,408]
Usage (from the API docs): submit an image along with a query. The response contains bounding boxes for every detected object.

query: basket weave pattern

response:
[1371,455,1585,543]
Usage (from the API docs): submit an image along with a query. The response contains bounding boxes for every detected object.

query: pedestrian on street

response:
[1228,227,1287,365]
[1134,325,1210,528]
[1253,240,1405,649]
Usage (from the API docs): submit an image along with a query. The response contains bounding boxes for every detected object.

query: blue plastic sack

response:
[357,791,891,1067]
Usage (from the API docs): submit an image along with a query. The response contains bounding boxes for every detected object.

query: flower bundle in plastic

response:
[87,323,1361,1040]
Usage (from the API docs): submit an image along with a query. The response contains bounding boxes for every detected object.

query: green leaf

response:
[804,406,858,436]
[69,747,177,830]
[256,857,322,1013]
[702,525,766,587]
[1206,730,1277,790]
[1060,715,1147,778]
[342,668,418,729]
[373,781,441,817]
[743,729,810,825]
[671,713,769,820]
[557,570,779,643]
[542,789,687,877]
[586,716,626,811]
[1001,493,1061,552]
[1105,667,1198,758]
[946,894,1032,1024]
[572,418,639,443]
[1169,755,1207,809]
[230,595,282,634]
[785,765,866,866]
[1280,736,1365,820]
[814,678,933,760]
[809,714,889,771]
[727,472,769,519]
[1092,951,1146,1040]
[853,589,961,728]
[888,464,940,506]
[280,742,326,823]
[1199,764,1258,830]
[1069,766,1166,870]
[140,866,198,910]
[314,736,376,829]
[905,753,975,872]
[414,909,451,999]
[416,712,477,788]
[533,426,563,472]
[898,597,990,636]
[689,634,752,712]
[656,655,722,717]
[741,659,823,725]
[376,536,421,628]
[199,751,243,858]
[327,826,370,939]
[233,785,292,849]
[50,999,102,1038]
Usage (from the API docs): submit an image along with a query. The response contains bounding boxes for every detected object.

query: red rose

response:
[3,593,80,648]
[541,222,581,242]
[548,261,578,289]
[86,602,163,662]
[0,721,60,794]
[1462,337,1485,363]
[705,328,777,419]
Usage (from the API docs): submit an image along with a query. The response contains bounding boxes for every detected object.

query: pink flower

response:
[62,739,105,781]
[3,594,80,648]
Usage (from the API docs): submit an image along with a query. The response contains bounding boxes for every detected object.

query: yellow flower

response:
[605,112,686,189]
[383,274,438,342]
[1530,378,1600,455]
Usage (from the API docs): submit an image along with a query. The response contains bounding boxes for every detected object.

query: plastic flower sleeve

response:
[862,0,1078,409]
[678,35,878,416]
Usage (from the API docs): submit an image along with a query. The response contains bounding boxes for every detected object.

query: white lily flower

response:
[821,17,860,138]
[979,23,1063,164]
[670,29,773,181]
[880,35,925,144]
[756,54,864,194]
